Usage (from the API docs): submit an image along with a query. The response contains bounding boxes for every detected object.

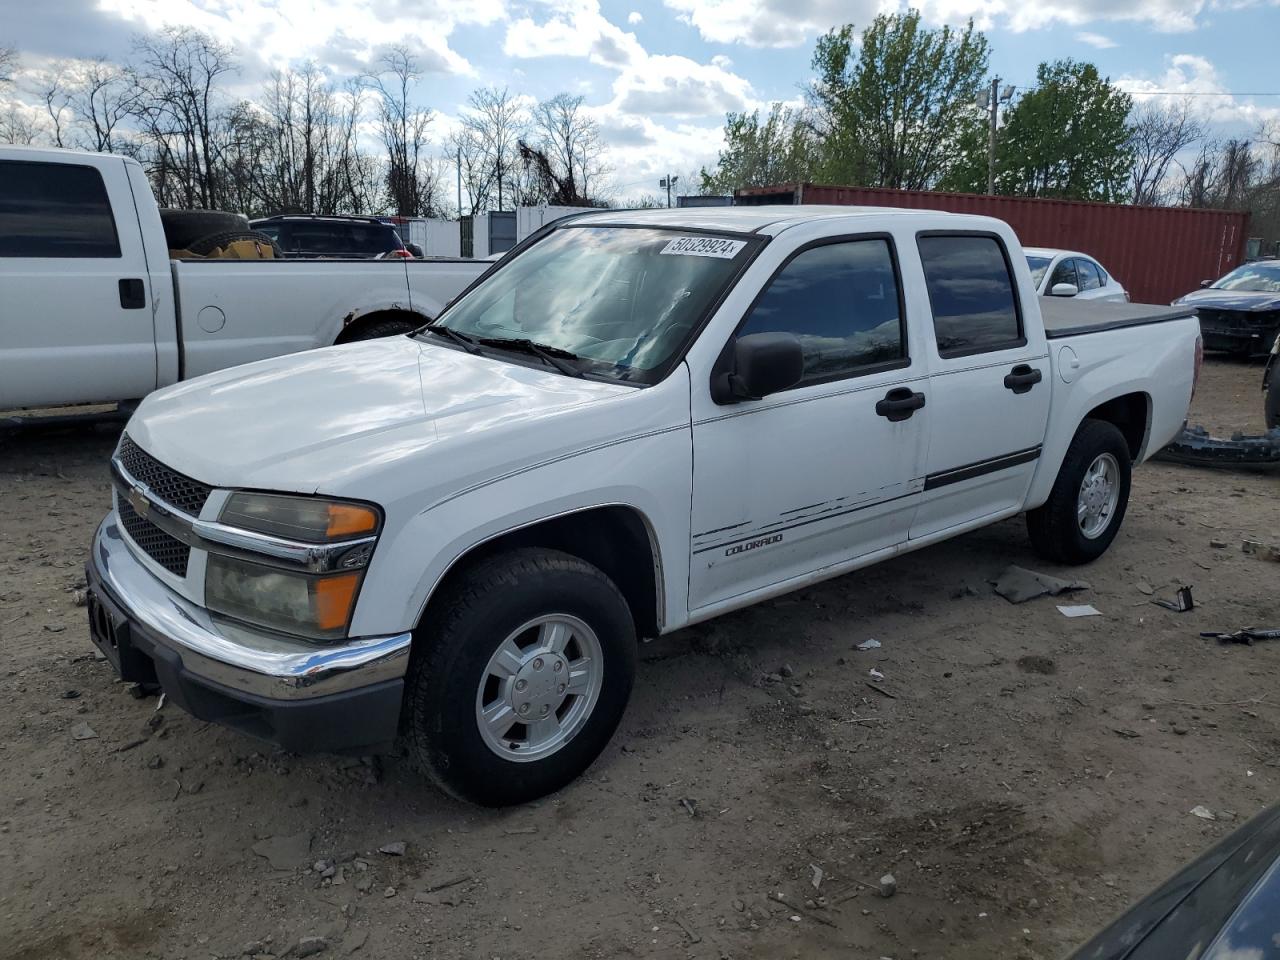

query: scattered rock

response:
[1136,581,1155,596]
[294,936,328,957]
[250,832,312,870]
[1173,724,1190,736]
[1210,539,1228,549]
[1016,655,1056,675]
[44,624,66,633]
[1190,805,1216,821]
[354,876,373,894]
[1113,728,1142,739]
[879,873,897,898]
[71,590,88,607]
[377,841,406,856]
[413,889,462,906]
[146,754,164,769]
[382,887,396,898]
[70,721,97,741]
[732,899,745,912]
[341,930,368,955]
[780,663,795,679]
[60,689,80,700]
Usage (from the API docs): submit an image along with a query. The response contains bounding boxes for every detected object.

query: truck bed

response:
[1040,297,1195,339]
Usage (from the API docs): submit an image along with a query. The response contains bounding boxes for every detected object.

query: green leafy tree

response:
[808,11,989,189]
[995,60,1133,201]
[700,103,814,194]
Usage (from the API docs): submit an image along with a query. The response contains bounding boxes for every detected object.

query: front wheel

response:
[404,548,636,806]
[1027,419,1132,565]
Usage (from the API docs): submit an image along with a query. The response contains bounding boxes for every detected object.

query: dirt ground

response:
[1,357,1277,960]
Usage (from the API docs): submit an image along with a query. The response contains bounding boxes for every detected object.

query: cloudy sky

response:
[4,0,1280,201]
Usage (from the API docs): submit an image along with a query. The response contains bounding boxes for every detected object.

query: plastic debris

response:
[1057,604,1103,618]
[994,565,1090,604]
[869,668,885,681]
[855,638,882,651]
[1190,805,1217,821]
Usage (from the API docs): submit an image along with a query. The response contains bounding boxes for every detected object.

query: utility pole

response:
[659,174,678,208]
[986,76,999,196]
[456,145,463,216]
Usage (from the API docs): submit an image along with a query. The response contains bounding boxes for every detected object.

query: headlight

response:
[219,492,379,542]
[206,554,363,641]
[205,493,381,640]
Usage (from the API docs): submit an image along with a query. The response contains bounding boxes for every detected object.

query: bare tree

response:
[70,58,141,153]
[366,45,441,216]
[0,45,15,86]
[131,26,236,208]
[38,65,73,148]
[531,93,608,203]
[1181,138,1259,209]
[460,87,529,211]
[1128,100,1204,205]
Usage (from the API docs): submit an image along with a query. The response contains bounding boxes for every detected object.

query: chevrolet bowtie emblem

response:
[127,485,150,518]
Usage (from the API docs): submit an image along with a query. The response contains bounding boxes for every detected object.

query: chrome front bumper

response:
[89,514,411,701]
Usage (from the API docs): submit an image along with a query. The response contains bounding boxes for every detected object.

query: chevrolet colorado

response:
[86,206,1202,805]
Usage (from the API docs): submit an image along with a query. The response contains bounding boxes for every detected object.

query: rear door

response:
[910,232,1051,539]
[0,156,157,409]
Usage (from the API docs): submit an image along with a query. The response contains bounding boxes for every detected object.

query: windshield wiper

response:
[476,337,587,378]
[422,324,481,354]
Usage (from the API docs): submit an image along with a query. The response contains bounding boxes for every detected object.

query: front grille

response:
[1198,309,1280,331]
[117,495,191,577]
[116,435,212,517]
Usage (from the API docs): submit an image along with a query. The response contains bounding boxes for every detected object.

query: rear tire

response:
[1027,419,1132,565]
[404,548,636,806]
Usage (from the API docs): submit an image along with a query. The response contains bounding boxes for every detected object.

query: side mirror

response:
[713,332,804,403]
[1050,282,1079,297]
[1200,279,1213,288]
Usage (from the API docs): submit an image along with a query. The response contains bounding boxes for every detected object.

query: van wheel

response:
[1026,419,1132,565]
[404,548,636,806]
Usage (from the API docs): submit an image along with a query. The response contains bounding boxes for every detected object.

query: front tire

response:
[404,548,636,806]
[1027,419,1132,565]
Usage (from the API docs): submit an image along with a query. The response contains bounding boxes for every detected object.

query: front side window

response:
[1026,255,1052,287]
[918,234,1022,356]
[1075,259,1102,290]
[1048,259,1078,291]
[0,160,121,258]
[736,238,906,385]
[430,226,756,384]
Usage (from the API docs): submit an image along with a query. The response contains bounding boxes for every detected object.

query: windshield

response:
[1212,262,1280,293]
[427,226,757,383]
[1026,255,1052,287]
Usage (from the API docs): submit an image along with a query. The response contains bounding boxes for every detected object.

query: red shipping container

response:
[735,183,1249,306]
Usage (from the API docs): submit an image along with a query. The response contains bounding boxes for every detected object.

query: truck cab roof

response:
[567,204,966,236]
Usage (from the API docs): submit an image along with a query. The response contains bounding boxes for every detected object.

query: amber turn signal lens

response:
[314,573,362,632]
[326,504,379,538]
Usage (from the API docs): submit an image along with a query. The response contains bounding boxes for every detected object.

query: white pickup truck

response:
[86,206,1201,806]
[0,146,487,411]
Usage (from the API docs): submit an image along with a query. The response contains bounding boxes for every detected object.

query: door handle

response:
[875,387,926,422]
[1004,364,1043,394]
[118,278,146,310]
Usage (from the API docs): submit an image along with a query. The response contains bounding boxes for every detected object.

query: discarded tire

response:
[158,209,249,250]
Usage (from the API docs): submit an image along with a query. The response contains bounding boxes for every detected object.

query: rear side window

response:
[918,234,1022,357]
[351,224,400,253]
[1074,259,1102,290]
[737,238,906,385]
[286,224,349,255]
[0,160,121,258]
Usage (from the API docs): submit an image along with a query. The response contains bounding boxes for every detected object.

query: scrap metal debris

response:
[1190,805,1217,821]
[1156,424,1280,471]
[994,565,1090,604]
[1057,604,1103,618]
[1201,628,1280,645]
[1153,586,1195,612]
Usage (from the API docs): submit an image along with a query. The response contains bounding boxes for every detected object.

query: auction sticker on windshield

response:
[660,236,747,259]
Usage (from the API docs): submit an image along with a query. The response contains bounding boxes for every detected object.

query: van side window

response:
[736,238,906,386]
[917,234,1022,356]
[0,160,121,258]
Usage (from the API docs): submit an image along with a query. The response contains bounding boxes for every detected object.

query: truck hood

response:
[1174,288,1280,312]
[128,337,630,492]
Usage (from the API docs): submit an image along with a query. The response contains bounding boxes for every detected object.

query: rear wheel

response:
[1027,419,1132,565]
[159,209,249,250]
[404,548,636,806]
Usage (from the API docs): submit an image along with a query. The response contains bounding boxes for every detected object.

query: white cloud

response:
[627,11,643,23]
[1117,53,1280,127]
[711,53,734,68]
[93,0,504,76]
[660,0,1215,48]
[1076,31,1118,47]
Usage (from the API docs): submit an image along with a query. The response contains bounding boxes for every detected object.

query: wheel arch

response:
[334,307,433,344]
[416,504,665,641]
[1082,391,1151,461]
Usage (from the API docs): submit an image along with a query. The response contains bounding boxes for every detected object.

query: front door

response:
[910,233,1051,539]
[689,235,930,611]
[0,157,157,409]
